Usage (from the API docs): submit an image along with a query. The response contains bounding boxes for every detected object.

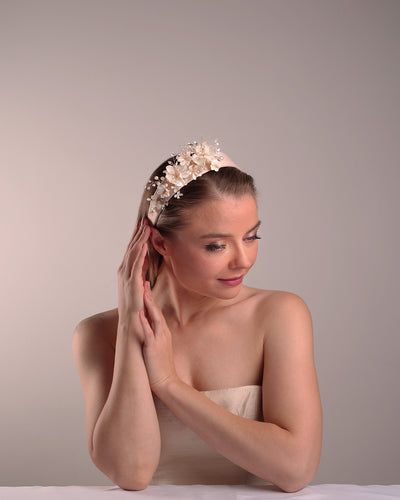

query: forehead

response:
[182,195,258,231]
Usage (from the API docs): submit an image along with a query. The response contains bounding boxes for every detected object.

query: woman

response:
[72,140,322,492]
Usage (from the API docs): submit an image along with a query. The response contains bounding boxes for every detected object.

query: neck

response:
[151,265,229,328]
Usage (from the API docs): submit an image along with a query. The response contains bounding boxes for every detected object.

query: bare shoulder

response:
[261,290,311,317]
[73,307,119,352]
[262,291,314,354]
[244,286,310,310]
[244,287,313,341]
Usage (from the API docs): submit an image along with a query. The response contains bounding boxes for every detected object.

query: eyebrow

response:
[199,220,262,239]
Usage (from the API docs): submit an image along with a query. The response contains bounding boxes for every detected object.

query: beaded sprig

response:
[146,139,224,225]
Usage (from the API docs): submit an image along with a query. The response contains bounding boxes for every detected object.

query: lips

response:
[218,275,244,287]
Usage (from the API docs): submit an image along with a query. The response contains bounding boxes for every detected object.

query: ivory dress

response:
[150,385,268,485]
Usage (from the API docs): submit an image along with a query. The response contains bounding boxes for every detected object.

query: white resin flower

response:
[165,163,196,187]
[176,151,192,167]
[147,139,226,225]
[154,182,170,199]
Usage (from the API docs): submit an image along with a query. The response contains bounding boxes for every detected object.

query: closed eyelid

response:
[206,232,259,245]
[199,220,262,240]
[204,243,226,252]
[203,231,260,246]
[205,241,225,247]
[205,234,260,251]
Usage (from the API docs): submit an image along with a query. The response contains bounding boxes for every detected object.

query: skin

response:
[72,194,322,492]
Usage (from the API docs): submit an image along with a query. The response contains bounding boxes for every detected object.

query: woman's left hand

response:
[139,282,178,394]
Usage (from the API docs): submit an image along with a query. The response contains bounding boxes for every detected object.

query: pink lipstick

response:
[218,276,244,287]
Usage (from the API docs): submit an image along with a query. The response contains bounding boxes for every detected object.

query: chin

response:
[211,284,244,300]
[179,278,244,301]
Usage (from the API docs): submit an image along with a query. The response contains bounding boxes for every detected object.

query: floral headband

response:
[146,139,239,225]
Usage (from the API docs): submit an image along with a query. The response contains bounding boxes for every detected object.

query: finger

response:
[142,251,150,282]
[119,221,145,271]
[143,286,163,333]
[125,226,150,276]
[139,310,154,345]
[129,221,150,253]
[130,238,149,279]
[124,219,147,260]
[127,220,147,253]
[129,226,150,269]
[126,218,144,251]
[143,281,151,316]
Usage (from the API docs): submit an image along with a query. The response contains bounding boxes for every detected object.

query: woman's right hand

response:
[117,218,150,332]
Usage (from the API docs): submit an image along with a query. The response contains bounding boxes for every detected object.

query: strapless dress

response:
[150,385,268,485]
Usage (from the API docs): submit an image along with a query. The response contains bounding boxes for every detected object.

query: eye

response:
[245,233,261,242]
[205,243,226,252]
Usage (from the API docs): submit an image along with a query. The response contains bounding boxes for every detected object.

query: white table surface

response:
[0,484,400,499]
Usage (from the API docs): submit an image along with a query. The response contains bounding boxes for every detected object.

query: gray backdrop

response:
[1,0,399,487]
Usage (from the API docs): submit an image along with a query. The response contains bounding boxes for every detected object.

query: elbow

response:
[268,436,321,493]
[90,450,154,491]
[112,462,155,491]
[114,475,151,491]
[279,473,312,494]
[278,451,320,493]
[106,466,153,492]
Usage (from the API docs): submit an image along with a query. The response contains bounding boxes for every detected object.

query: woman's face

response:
[162,194,260,300]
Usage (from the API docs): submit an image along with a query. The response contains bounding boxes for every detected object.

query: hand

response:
[139,282,178,394]
[117,219,150,330]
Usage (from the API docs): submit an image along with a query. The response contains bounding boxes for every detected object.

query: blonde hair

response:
[137,157,257,288]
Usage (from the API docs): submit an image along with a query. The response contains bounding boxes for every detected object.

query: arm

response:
[140,288,322,492]
[72,222,160,490]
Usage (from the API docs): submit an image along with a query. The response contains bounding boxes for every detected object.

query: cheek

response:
[188,255,220,277]
[171,247,205,272]
[197,257,221,277]
[251,243,259,262]
[177,249,221,278]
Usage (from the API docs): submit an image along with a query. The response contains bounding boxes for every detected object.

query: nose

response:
[228,243,252,271]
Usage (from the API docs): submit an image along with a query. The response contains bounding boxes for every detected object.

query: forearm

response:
[92,320,160,489]
[155,378,316,492]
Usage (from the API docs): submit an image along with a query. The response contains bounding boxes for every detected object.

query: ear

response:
[150,228,169,256]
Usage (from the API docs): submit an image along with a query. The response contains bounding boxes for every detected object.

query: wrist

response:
[151,373,181,399]
[117,317,145,346]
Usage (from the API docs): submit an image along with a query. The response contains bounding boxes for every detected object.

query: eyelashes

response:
[205,234,261,252]
[205,244,225,252]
